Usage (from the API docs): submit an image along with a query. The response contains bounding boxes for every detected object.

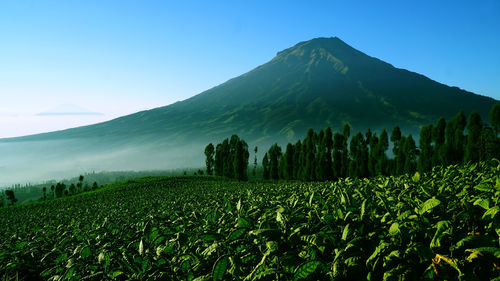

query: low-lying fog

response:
[0,138,207,187]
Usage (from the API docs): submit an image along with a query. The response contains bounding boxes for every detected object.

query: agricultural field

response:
[1,163,499,280]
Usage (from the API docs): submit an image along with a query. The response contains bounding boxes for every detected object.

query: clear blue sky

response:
[1,0,499,137]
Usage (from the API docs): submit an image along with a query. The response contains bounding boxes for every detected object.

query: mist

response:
[0,138,207,187]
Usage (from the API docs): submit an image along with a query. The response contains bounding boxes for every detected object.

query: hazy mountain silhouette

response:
[0,37,497,184]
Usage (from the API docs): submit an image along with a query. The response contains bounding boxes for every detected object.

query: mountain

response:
[0,37,497,184]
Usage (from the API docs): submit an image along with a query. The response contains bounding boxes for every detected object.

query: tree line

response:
[205,104,500,181]
[204,135,250,181]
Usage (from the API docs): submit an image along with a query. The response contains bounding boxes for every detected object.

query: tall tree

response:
[293,140,302,180]
[262,153,270,180]
[324,127,334,180]
[303,129,317,181]
[444,111,466,164]
[418,124,434,173]
[253,146,258,178]
[403,135,417,174]
[204,143,215,175]
[283,143,295,180]
[315,130,326,180]
[233,138,249,181]
[221,138,231,177]
[489,103,500,137]
[432,117,446,167]
[332,132,344,179]
[214,143,223,176]
[391,126,403,175]
[375,129,389,176]
[341,124,351,178]
[464,111,483,163]
[268,143,282,180]
[349,132,368,178]
[367,131,378,177]
[5,190,17,206]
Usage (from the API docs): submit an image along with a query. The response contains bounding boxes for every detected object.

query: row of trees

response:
[261,105,500,180]
[203,104,500,181]
[205,135,250,181]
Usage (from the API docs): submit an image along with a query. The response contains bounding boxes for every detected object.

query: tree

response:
[233,138,249,181]
[69,184,76,195]
[214,143,223,176]
[253,146,258,177]
[433,117,446,166]
[349,132,368,178]
[489,103,500,137]
[55,183,66,198]
[42,187,47,201]
[464,111,483,163]
[332,132,344,179]
[92,181,99,190]
[341,124,351,178]
[268,143,282,180]
[374,129,389,176]
[283,143,294,180]
[77,175,84,193]
[262,153,270,180]
[391,126,403,175]
[204,143,215,175]
[367,131,378,177]
[403,135,417,174]
[50,185,55,199]
[323,127,334,180]
[293,140,302,180]
[444,111,466,164]
[5,190,17,206]
[418,124,433,173]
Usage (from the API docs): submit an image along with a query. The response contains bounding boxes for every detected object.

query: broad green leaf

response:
[430,220,450,248]
[418,197,441,215]
[412,172,420,182]
[109,270,123,279]
[473,198,490,210]
[293,260,322,281]
[482,206,499,220]
[342,223,350,241]
[212,255,229,281]
[80,246,91,259]
[199,232,224,242]
[389,222,400,236]
[227,228,248,242]
[360,199,367,221]
[474,184,494,192]
[139,239,144,256]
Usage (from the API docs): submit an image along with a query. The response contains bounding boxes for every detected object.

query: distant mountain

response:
[0,37,497,184]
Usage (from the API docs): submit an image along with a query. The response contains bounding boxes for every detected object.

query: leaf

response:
[237,217,251,228]
[109,270,123,279]
[473,198,490,210]
[80,246,91,259]
[293,260,322,281]
[412,171,420,182]
[389,222,400,236]
[482,206,499,220]
[474,184,494,192]
[212,255,229,281]
[226,228,247,242]
[138,239,144,256]
[342,223,350,241]
[360,199,367,221]
[452,235,497,253]
[276,211,286,229]
[418,198,441,215]
[199,232,224,242]
[430,220,451,249]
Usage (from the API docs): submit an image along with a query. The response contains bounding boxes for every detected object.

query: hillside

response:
[0,37,497,184]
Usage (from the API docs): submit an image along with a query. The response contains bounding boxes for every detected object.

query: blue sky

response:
[0,0,499,137]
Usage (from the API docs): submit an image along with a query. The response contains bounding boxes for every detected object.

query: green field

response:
[1,163,499,280]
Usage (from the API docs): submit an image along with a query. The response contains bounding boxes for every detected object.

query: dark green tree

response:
[5,190,17,206]
[283,143,294,180]
[332,132,344,179]
[315,130,327,180]
[233,138,249,181]
[367,131,378,177]
[341,124,350,178]
[268,143,282,180]
[214,143,223,176]
[391,126,403,174]
[377,129,389,175]
[444,111,466,164]
[489,103,500,136]
[324,127,334,180]
[464,111,483,163]
[432,117,446,166]
[293,140,302,179]
[348,132,368,178]
[204,143,215,175]
[92,181,99,190]
[418,124,434,173]
[42,187,47,200]
[302,129,317,181]
[262,153,270,180]
[253,146,258,178]
[50,185,55,198]
[403,135,417,174]
[69,184,76,195]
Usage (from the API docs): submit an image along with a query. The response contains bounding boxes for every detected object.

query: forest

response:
[205,105,500,182]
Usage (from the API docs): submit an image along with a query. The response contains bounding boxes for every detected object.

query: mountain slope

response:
[0,37,497,184]
[10,37,496,143]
